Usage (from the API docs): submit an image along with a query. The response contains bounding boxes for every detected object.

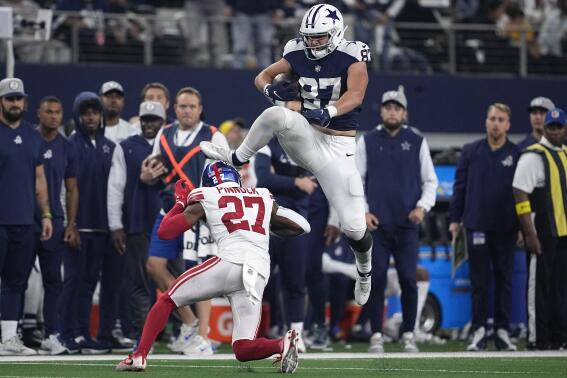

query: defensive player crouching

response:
[116,161,310,374]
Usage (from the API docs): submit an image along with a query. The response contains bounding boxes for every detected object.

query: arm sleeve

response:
[254,147,296,192]
[449,145,469,223]
[417,138,438,212]
[157,202,193,240]
[151,128,164,156]
[107,144,127,231]
[512,153,543,194]
[355,136,370,212]
[276,205,311,235]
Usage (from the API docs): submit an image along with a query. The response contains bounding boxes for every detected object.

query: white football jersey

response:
[187,182,274,279]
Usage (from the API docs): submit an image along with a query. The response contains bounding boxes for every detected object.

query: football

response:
[272,72,301,100]
[145,154,169,180]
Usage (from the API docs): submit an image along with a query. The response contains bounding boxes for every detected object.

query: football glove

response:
[174,179,191,207]
[302,108,331,127]
[263,82,298,102]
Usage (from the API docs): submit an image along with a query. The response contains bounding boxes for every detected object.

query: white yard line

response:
[0,350,565,363]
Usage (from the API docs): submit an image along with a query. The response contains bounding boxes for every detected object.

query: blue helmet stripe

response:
[309,4,325,28]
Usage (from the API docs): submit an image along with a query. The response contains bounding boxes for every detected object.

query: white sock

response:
[1,321,18,342]
[290,322,304,333]
[415,281,430,332]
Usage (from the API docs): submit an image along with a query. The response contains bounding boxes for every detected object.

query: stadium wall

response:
[4,63,564,133]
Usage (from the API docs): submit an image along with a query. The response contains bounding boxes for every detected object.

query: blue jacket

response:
[69,92,115,230]
[449,138,520,233]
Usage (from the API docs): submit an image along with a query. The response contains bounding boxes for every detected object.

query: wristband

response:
[515,201,532,215]
[326,105,338,118]
[41,212,53,219]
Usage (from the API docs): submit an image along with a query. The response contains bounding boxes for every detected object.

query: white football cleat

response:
[354,274,371,305]
[167,322,198,352]
[182,335,214,357]
[116,354,146,372]
[38,334,67,355]
[0,336,37,356]
[280,330,299,374]
[199,142,235,164]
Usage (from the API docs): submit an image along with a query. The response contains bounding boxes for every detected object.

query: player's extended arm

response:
[270,202,311,237]
[255,58,293,93]
[157,179,205,240]
[333,61,368,116]
[157,202,205,240]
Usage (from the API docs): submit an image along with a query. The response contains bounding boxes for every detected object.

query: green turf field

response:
[0,340,566,378]
[1,355,566,377]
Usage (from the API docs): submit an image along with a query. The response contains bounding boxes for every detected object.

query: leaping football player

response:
[117,161,310,374]
[200,3,373,305]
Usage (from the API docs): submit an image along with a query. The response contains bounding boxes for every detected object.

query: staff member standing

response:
[513,108,567,350]
[449,103,520,352]
[356,90,438,353]
[0,78,52,356]
[517,97,555,150]
[107,102,165,341]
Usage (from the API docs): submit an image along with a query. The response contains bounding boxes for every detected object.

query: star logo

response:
[551,110,559,118]
[146,103,155,111]
[43,149,53,160]
[325,9,340,24]
[102,144,111,154]
[315,65,321,72]
[501,155,514,167]
[9,80,19,90]
[401,141,411,151]
[14,135,22,144]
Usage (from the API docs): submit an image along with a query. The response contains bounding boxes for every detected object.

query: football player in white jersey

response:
[117,161,310,374]
[200,3,373,305]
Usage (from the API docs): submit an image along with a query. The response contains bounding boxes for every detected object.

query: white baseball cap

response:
[139,101,165,119]
[381,90,407,109]
[0,78,27,97]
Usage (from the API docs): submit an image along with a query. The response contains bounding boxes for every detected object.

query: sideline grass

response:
[0,354,566,378]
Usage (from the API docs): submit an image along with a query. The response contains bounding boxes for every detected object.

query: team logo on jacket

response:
[43,149,53,160]
[401,141,411,151]
[315,65,321,72]
[501,155,514,167]
[13,135,22,144]
[102,144,111,154]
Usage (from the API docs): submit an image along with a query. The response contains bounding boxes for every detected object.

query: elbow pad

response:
[276,206,311,235]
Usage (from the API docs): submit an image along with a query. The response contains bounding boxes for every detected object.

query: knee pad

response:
[260,106,287,130]
[347,229,372,252]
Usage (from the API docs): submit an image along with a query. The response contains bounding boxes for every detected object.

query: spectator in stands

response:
[107,101,164,342]
[449,103,520,352]
[513,108,567,351]
[349,0,407,70]
[0,77,52,356]
[183,0,229,68]
[225,0,279,69]
[33,96,79,355]
[517,96,555,150]
[100,81,138,142]
[255,138,318,353]
[141,87,229,356]
[355,89,438,353]
[64,92,124,354]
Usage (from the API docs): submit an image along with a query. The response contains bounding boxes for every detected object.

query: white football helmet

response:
[299,4,345,60]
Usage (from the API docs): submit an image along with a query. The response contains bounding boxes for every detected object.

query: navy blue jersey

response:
[283,38,371,132]
[0,120,43,225]
[35,132,77,224]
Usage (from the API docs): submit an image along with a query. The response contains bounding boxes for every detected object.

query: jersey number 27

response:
[218,196,266,235]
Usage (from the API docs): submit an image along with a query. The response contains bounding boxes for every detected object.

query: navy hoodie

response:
[69,92,115,230]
